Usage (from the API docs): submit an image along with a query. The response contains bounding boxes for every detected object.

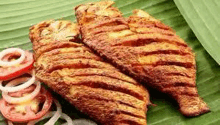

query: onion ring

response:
[2,80,41,104]
[44,99,62,125]
[61,113,73,125]
[0,71,35,92]
[0,48,25,67]
[27,111,73,125]
[63,119,97,125]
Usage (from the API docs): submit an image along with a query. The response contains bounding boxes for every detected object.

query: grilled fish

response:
[29,20,150,125]
[75,1,210,116]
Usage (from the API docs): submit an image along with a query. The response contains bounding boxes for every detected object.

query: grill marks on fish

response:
[38,52,100,66]
[128,42,192,55]
[45,59,116,73]
[135,54,195,69]
[111,33,187,47]
[30,19,149,125]
[79,95,146,119]
[64,75,146,101]
[114,114,146,125]
[52,68,138,85]
[70,97,146,125]
[34,42,82,59]
[129,26,175,36]
[138,53,194,63]
[75,1,209,117]
[72,96,146,119]
[69,85,145,110]
[89,25,129,35]
[40,47,92,56]
[142,65,195,78]
[47,52,100,61]
[128,19,173,31]
[86,18,128,30]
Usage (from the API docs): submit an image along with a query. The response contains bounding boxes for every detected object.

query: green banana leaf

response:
[174,0,220,65]
[0,0,220,125]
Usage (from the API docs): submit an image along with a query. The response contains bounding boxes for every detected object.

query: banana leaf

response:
[0,0,220,125]
[174,0,220,65]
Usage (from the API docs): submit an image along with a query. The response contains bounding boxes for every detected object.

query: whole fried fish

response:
[29,20,150,125]
[75,1,210,116]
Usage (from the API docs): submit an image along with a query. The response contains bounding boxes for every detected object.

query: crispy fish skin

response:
[75,1,210,116]
[30,20,149,125]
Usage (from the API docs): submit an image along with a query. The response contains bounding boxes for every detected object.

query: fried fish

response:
[29,20,150,125]
[75,1,210,116]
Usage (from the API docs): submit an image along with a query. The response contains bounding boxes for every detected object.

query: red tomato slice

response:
[0,87,53,122]
[0,51,34,80]
[8,85,36,97]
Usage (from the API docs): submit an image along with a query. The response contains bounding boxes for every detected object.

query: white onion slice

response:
[44,99,62,125]
[61,113,73,125]
[27,111,73,125]
[0,48,25,67]
[2,80,41,104]
[0,71,35,92]
[63,119,97,125]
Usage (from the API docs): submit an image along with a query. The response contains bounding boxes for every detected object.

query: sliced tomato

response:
[0,51,34,81]
[0,87,53,122]
[8,85,36,97]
